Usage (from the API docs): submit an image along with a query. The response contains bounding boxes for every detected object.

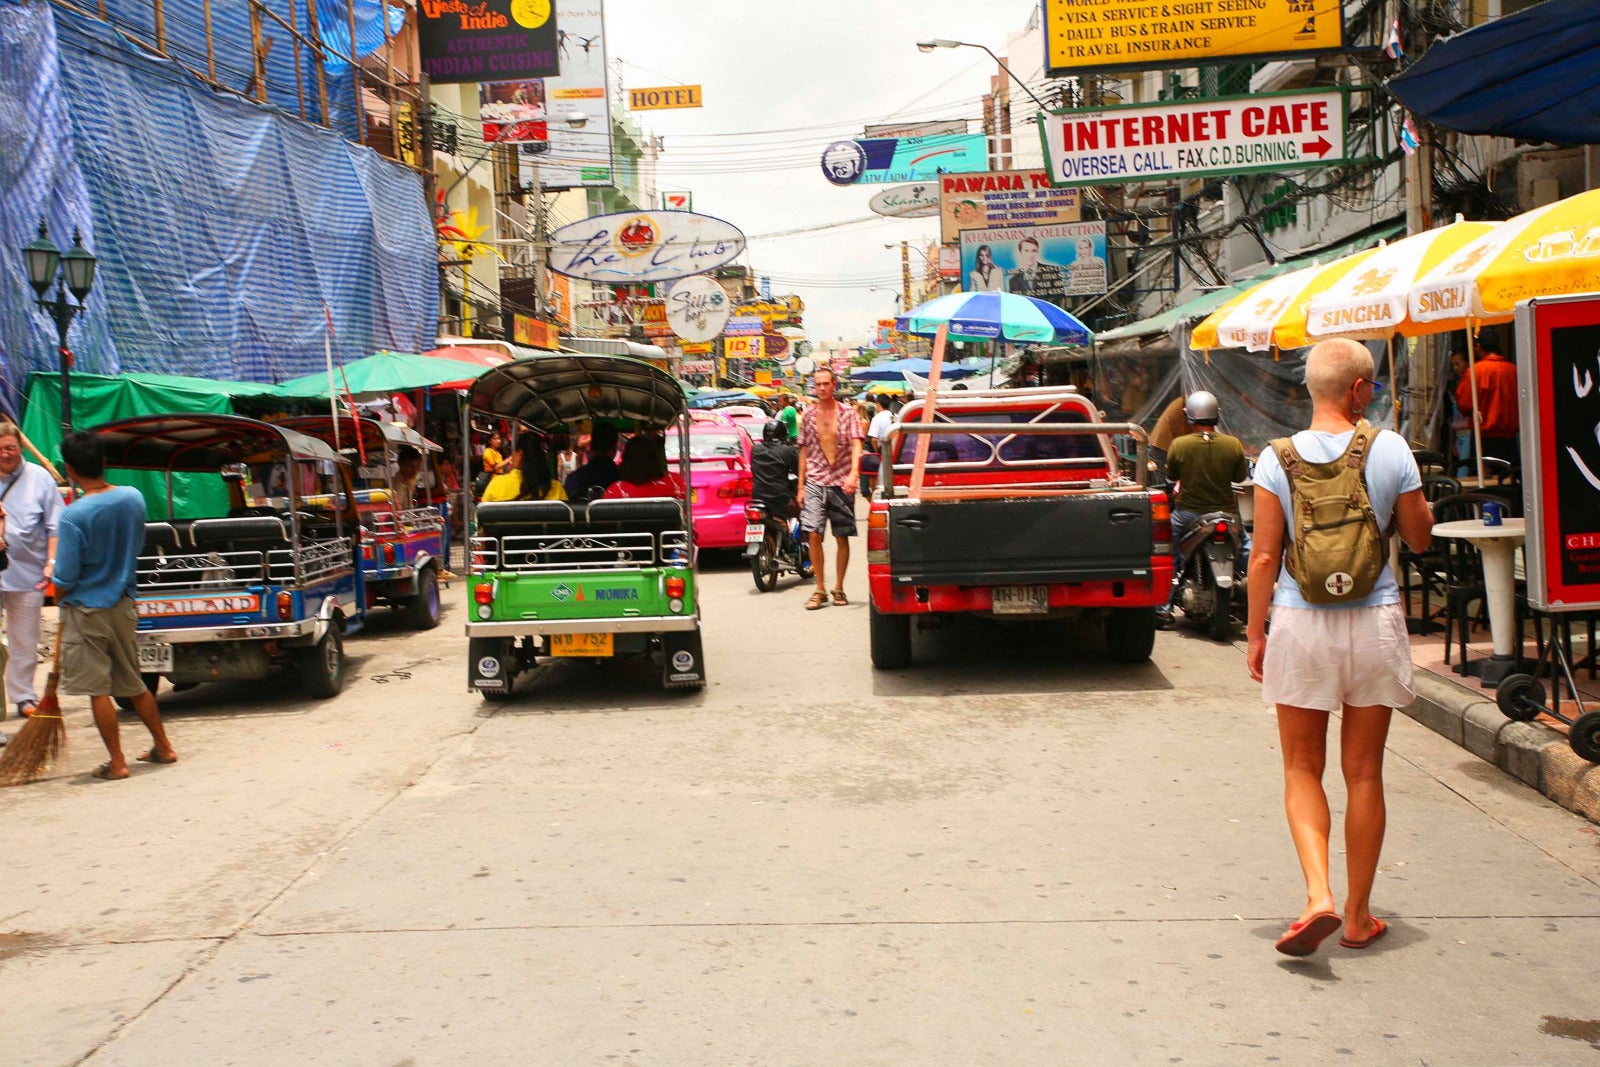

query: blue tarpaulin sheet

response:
[1389,0,1600,143]
[0,1,437,411]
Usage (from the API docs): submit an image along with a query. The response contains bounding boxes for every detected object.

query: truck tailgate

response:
[886,494,1154,586]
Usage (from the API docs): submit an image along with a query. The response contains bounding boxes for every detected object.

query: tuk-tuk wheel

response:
[298,626,346,698]
[408,566,442,630]
[1570,711,1600,764]
[1495,674,1544,723]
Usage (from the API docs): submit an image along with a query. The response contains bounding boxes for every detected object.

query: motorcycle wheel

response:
[751,533,779,592]
[796,539,814,580]
[1207,592,1232,642]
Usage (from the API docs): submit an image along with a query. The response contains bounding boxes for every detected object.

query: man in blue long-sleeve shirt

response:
[54,431,175,780]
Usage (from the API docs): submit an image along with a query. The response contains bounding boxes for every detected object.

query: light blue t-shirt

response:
[54,486,147,609]
[1254,428,1421,610]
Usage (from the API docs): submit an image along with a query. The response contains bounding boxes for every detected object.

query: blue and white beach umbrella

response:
[895,291,1093,346]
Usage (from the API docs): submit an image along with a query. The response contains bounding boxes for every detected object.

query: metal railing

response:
[365,506,445,538]
[267,539,354,586]
[138,550,267,591]
[470,530,689,574]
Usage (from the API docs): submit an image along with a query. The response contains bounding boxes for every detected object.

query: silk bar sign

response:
[1040,89,1345,187]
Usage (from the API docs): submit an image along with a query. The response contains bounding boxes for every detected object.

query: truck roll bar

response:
[878,421,1150,495]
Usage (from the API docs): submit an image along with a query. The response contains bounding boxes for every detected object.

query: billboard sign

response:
[724,316,763,336]
[869,182,941,219]
[1517,294,1600,612]
[863,120,968,139]
[418,0,559,84]
[519,0,613,190]
[1040,90,1346,187]
[665,275,731,343]
[628,85,703,110]
[939,169,1080,244]
[821,134,990,186]
[725,335,764,359]
[1044,0,1345,77]
[480,80,546,144]
[960,222,1108,301]
[548,210,746,283]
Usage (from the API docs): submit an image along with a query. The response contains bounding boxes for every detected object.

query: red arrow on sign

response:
[1302,135,1332,158]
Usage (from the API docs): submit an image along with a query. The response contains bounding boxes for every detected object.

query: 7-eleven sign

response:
[661,191,693,211]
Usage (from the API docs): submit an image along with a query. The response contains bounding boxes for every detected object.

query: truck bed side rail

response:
[879,421,1148,498]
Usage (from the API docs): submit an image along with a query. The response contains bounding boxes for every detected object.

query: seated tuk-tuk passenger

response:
[392,446,423,511]
[482,440,568,503]
[602,434,685,500]
[563,423,620,501]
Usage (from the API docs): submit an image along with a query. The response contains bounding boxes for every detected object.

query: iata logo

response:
[615,216,658,258]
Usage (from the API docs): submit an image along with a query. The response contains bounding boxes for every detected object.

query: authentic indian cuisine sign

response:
[418,0,561,84]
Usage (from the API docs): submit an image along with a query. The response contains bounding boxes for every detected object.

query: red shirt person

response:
[1454,326,1520,466]
[601,435,686,499]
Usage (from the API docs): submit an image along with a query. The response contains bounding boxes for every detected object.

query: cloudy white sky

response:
[604,0,1041,346]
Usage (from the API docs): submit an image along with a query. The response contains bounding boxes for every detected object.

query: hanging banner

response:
[939,169,1081,244]
[725,335,764,359]
[548,210,746,282]
[869,183,941,219]
[418,0,560,84]
[821,134,989,186]
[519,0,613,190]
[665,275,731,343]
[961,222,1108,301]
[1040,90,1347,187]
[1043,0,1345,77]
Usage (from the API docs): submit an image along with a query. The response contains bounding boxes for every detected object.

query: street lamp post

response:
[915,39,1052,113]
[21,220,97,438]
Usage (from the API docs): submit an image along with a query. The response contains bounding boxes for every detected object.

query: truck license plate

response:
[744,523,765,543]
[992,586,1049,615]
[549,632,614,657]
[136,642,174,673]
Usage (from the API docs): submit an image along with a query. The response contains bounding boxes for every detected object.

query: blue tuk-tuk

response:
[93,414,367,699]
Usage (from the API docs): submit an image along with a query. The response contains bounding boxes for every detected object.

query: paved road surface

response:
[3,553,1597,1065]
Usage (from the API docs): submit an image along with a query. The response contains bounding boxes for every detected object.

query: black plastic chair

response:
[1400,476,1464,628]
[1412,449,1448,476]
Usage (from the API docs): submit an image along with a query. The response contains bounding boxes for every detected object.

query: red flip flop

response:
[1274,911,1342,956]
[1339,917,1389,949]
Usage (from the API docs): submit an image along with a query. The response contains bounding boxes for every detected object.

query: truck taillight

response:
[719,477,752,499]
[665,576,686,598]
[1151,492,1172,553]
[867,509,888,553]
[276,591,292,619]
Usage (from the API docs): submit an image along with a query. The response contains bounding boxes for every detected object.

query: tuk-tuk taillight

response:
[382,543,396,565]
[474,583,495,605]
[276,591,293,619]
[665,576,686,598]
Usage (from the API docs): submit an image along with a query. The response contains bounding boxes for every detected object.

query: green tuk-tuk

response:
[463,355,706,697]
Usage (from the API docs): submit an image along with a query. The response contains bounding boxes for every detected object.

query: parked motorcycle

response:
[745,502,812,591]
[1172,511,1245,641]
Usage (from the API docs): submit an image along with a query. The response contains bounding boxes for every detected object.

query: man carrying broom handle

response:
[53,431,175,780]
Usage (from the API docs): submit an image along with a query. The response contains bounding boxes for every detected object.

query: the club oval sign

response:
[548,210,747,283]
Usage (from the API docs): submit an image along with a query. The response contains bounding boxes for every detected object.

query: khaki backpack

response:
[1269,425,1389,605]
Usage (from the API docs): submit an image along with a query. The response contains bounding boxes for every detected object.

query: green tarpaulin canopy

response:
[272,350,487,398]
[22,372,279,519]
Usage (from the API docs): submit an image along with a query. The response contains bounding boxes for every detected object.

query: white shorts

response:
[1261,603,1414,712]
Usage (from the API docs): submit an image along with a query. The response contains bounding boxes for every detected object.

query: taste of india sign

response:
[1044,0,1344,76]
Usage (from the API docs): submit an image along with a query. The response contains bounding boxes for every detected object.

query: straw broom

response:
[0,629,66,786]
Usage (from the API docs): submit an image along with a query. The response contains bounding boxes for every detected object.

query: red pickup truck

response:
[866,387,1172,668]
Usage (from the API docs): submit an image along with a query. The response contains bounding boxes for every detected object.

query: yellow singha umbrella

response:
[1305,218,1498,340]
[1190,249,1381,353]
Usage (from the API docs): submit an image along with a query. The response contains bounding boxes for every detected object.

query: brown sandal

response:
[830,589,848,606]
[805,590,829,610]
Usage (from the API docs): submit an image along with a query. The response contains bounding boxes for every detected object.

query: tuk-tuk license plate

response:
[136,642,174,673]
[549,632,614,657]
[744,523,765,543]
[992,585,1049,615]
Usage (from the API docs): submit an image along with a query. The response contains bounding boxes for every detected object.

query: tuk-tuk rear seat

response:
[477,498,686,569]
[190,516,291,555]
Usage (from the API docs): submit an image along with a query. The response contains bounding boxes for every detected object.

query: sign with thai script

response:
[724,335,764,359]
[724,316,763,336]
[512,314,560,349]
[1044,0,1344,76]
[960,222,1108,300]
[417,0,560,84]
[939,169,1080,244]
[1040,90,1346,186]
[628,85,703,110]
[821,134,990,186]
[665,275,731,343]
[869,183,941,219]
[548,210,746,283]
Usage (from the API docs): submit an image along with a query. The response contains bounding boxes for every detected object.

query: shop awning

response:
[1389,0,1600,143]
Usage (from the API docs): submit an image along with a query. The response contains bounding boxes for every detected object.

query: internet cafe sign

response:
[548,210,746,284]
[1044,0,1344,76]
[417,0,560,83]
[1040,90,1346,187]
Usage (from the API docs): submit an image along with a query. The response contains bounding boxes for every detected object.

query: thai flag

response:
[1400,117,1420,155]
[1384,19,1405,60]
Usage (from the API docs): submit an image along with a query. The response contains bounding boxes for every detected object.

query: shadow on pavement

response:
[472,653,708,717]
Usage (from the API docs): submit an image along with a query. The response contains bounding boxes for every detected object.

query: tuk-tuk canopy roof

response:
[277,415,441,455]
[467,355,688,432]
[93,414,347,472]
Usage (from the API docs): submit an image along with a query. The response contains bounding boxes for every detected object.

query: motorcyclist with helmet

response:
[750,419,800,519]
[1157,391,1251,623]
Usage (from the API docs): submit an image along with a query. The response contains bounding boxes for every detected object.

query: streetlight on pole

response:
[20,220,97,438]
[915,39,1052,112]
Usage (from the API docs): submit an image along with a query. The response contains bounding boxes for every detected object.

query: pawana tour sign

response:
[418,0,560,84]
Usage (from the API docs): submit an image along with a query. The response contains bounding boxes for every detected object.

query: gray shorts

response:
[801,484,856,537]
[61,598,147,699]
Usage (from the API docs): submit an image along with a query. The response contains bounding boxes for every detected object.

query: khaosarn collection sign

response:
[960,222,1108,301]
[1043,0,1344,76]
[1039,89,1346,186]
[1517,293,1600,612]
[547,210,746,283]
[939,170,1081,244]
[418,0,560,83]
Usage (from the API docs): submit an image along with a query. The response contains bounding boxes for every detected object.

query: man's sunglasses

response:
[1354,377,1386,395]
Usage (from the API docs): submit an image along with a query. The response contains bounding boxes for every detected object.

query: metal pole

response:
[530,155,546,317]
[55,279,74,438]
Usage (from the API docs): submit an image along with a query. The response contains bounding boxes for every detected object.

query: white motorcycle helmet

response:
[1184,391,1220,423]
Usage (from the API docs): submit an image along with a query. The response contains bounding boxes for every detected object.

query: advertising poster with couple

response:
[960,221,1108,304]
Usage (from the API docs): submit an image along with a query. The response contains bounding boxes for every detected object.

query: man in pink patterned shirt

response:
[797,366,863,610]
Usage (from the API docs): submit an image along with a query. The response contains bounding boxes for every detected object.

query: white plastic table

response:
[1431,517,1528,686]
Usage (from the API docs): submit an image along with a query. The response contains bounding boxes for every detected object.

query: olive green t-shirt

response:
[1166,431,1249,514]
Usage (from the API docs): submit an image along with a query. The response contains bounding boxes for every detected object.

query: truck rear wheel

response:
[869,604,912,670]
[1105,607,1157,664]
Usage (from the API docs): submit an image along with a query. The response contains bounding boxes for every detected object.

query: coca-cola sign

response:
[664,275,732,343]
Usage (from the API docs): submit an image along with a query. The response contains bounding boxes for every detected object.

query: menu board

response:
[1517,294,1600,611]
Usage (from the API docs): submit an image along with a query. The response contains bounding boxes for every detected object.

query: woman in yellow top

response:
[481,439,568,502]
[481,431,507,476]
